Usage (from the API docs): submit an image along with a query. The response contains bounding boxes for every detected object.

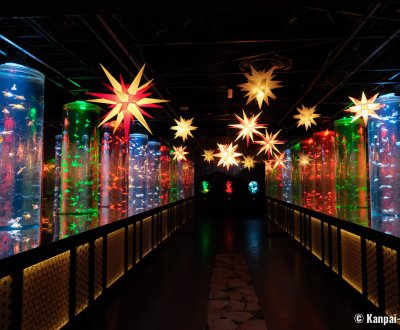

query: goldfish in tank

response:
[11,84,17,90]
[9,104,25,110]
[23,213,31,220]
[2,90,13,97]
[17,166,26,175]
[32,204,39,210]
[0,130,13,135]
[14,95,25,100]
[2,108,9,114]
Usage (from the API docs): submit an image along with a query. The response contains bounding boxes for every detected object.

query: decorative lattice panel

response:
[142,217,152,257]
[311,217,322,260]
[107,229,125,288]
[136,222,141,263]
[22,252,70,330]
[341,230,362,293]
[294,210,300,242]
[383,246,399,317]
[324,223,329,266]
[162,210,168,241]
[128,224,134,270]
[75,243,89,315]
[366,240,378,307]
[94,237,103,300]
[331,226,338,274]
[0,275,12,330]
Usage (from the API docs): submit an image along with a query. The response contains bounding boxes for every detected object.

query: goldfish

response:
[27,120,34,126]
[23,213,31,220]
[14,95,25,100]
[2,91,13,97]
[9,104,25,110]
[0,130,13,135]
[11,84,17,90]
[17,166,26,175]
[0,136,2,143]
[32,204,39,210]
[2,108,9,114]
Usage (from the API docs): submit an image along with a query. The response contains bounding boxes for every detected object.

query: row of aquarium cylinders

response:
[266,93,400,237]
[0,63,195,242]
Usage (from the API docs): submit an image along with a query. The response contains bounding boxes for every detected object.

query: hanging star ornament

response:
[170,116,198,141]
[254,128,285,158]
[202,149,215,163]
[273,153,287,169]
[238,66,282,109]
[87,64,169,139]
[346,92,383,126]
[214,143,243,170]
[172,146,189,162]
[298,153,311,166]
[242,155,256,170]
[293,105,320,131]
[229,110,266,146]
[264,160,274,173]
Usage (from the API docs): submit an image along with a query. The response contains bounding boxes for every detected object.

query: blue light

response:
[248,181,259,195]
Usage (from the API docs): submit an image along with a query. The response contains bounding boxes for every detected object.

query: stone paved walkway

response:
[206,254,267,330]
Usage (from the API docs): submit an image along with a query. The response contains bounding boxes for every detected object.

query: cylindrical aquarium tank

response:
[128,133,148,215]
[53,134,62,241]
[183,161,194,198]
[59,101,100,238]
[160,145,170,205]
[147,141,161,210]
[169,155,179,203]
[100,122,128,224]
[265,163,278,199]
[368,93,400,236]
[281,149,293,203]
[313,130,336,216]
[0,63,45,229]
[177,161,185,200]
[334,117,369,226]
[300,138,316,209]
[290,142,302,205]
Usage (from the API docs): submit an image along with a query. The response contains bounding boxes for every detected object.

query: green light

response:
[201,181,211,194]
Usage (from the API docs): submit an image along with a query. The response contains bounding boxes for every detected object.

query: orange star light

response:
[242,155,256,170]
[254,128,285,158]
[172,146,188,162]
[346,92,383,126]
[298,153,311,166]
[202,149,215,163]
[229,110,266,146]
[293,105,320,131]
[264,160,275,173]
[273,153,287,169]
[87,64,169,139]
[214,143,243,170]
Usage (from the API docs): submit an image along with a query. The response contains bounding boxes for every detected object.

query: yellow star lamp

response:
[229,110,266,146]
[273,153,287,169]
[293,105,320,131]
[202,149,215,163]
[172,146,188,162]
[214,143,243,170]
[254,128,285,158]
[298,153,311,166]
[345,92,383,126]
[170,116,197,141]
[242,155,256,170]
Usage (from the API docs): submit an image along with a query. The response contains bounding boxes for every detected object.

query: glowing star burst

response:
[172,146,189,162]
[273,153,287,169]
[346,92,383,126]
[298,153,311,166]
[242,155,256,170]
[214,143,243,170]
[87,64,169,139]
[170,116,197,141]
[238,66,282,109]
[293,105,320,131]
[264,160,274,173]
[202,149,215,163]
[229,110,266,146]
[254,128,285,158]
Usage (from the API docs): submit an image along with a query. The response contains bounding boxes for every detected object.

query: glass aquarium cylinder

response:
[177,161,185,200]
[281,149,293,203]
[128,133,148,215]
[100,122,128,224]
[59,101,100,238]
[368,93,400,236]
[183,161,194,198]
[334,117,369,226]
[290,142,302,205]
[160,145,170,205]
[0,63,45,230]
[265,163,277,199]
[300,138,316,209]
[313,130,336,216]
[169,156,179,203]
[147,141,161,210]
[53,134,62,241]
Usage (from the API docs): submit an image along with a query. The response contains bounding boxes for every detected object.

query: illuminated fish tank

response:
[59,101,100,238]
[334,117,369,226]
[169,156,179,203]
[128,133,148,215]
[100,122,128,224]
[177,160,185,200]
[281,149,293,203]
[313,130,336,216]
[183,161,194,198]
[0,229,39,259]
[300,138,316,209]
[290,142,302,205]
[160,145,170,205]
[368,93,400,236]
[265,164,277,199]
[147,141,161,209]
[0,63,45,230]
[53,134,62,241]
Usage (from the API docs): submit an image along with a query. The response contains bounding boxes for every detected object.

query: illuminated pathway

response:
[72,210,381,330]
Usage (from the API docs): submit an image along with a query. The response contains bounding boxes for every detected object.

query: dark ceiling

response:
[1,1,399,161]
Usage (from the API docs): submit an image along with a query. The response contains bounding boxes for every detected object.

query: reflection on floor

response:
[72,211,386,330]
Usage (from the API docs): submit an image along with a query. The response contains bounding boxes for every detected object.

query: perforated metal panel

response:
[383,246,399,317]
[128,224,134,270]
[162,210,168,241]
[22,252,70,330]
[324,223,329,266]
[311,217,322,260]
[366,240,378,307]
[142,217,152,257]
[75,243,89,315]
[94,237,103,300]
[331,226,338,274]
[107,229,125,288]
[341,230,362,293]
[0,275,12,330]
[294,210,300,242]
